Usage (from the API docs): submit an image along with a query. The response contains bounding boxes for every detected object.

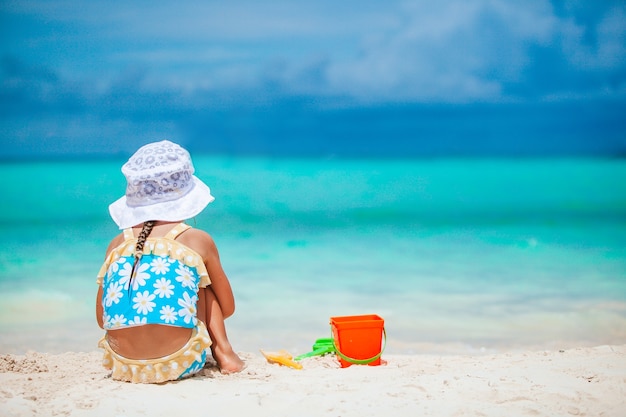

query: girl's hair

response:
[128,220,155,292]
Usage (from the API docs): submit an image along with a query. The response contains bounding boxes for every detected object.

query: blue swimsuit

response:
[96,223,213,383]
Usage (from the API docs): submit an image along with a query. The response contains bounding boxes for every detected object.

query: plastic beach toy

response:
[294,338,336,361]
[330,314,386,368]
[260,349,303,370]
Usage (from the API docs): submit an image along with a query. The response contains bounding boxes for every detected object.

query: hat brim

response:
[108,176,215,229]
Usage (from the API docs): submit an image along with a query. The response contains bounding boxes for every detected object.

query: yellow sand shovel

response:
[260,349,303,370]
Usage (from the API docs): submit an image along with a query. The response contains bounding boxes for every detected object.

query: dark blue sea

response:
[1,156,625,355]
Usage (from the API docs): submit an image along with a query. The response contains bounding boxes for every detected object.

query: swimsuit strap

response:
[122,223,190,241]
[123,228,135,240]
[164,223,191,240]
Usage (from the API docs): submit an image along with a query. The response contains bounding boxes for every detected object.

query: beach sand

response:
[1,345,625,417]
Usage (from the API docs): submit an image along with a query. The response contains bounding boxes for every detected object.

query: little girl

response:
[95,140,245,383]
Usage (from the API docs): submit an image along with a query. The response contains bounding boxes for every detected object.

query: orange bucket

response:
[330,314,385,368]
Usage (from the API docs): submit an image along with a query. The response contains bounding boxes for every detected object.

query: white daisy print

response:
[118,261,133,290]
[108,314,127,328]
[160,305,178,324]
[132,290,156,315]
[150,257,171,275]
[130,263,150,291]
[107,256,125,279]
[178,292,198,324]
[153,278,174,298]
[175,265,196,289]
[128,316,147,326]
[104,282,124,307]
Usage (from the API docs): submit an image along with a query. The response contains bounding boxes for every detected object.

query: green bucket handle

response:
[332,328,387,365]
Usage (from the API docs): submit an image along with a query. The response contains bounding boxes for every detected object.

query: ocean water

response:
[0,156,625,355]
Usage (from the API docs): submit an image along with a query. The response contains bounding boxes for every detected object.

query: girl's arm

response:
[202,235,236,318]
[96,286,104,329]
[95,234,123,330]
[182,229,236,318]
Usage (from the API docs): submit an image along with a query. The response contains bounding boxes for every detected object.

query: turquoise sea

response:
[0,156,625,355]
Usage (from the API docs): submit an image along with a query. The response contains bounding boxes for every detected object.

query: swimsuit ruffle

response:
[98,322,212,383]
[96,226,210,288]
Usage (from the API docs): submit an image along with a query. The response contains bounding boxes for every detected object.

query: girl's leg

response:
[200,287,245,374]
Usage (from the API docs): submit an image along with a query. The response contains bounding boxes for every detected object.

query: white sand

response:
[1,345,625,417]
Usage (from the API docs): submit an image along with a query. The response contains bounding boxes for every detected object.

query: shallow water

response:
[0,156,625,355]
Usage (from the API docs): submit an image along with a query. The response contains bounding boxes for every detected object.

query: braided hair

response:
[128,220,155,294]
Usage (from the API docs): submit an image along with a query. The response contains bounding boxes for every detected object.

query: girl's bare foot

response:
[212,345,246,374]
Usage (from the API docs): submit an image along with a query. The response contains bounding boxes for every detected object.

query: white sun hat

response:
[108,140,215,229]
